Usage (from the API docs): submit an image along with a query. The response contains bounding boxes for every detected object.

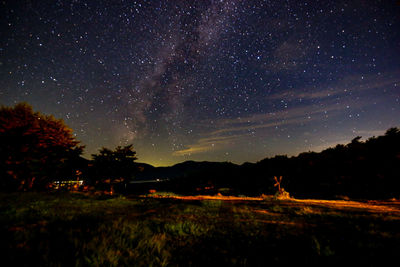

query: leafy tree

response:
[0,103,84,191]
[90,145,138,191]
[384,127,400,137]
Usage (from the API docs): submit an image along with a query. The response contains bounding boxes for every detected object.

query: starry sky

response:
[1,0,399,166]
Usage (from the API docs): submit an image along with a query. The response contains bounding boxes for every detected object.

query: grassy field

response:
[1,192,399,266]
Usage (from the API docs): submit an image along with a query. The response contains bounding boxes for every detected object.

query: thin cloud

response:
[268,71,400,101]
[174,102,358,156]
[216,103,350,129]
[173,135,241,156]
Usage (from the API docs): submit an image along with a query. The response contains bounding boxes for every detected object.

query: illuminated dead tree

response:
[273,176,290,199]
[274,176,283,194]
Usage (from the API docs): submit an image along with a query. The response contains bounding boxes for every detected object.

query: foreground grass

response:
[1,192,399,266]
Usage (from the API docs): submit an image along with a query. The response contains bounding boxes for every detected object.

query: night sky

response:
[1,0,399,166]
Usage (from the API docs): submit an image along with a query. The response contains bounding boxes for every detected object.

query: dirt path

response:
[292,198,400,214]
[142,194,400,214]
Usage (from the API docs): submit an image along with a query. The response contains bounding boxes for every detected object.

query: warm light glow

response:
[142,194,400,213]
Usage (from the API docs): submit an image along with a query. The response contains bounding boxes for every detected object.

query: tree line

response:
[1,103,399,199]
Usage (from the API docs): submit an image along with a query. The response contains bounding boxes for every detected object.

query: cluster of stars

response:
[1,0,399,166]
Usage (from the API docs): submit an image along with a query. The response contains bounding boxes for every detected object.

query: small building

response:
[49,180,85,190]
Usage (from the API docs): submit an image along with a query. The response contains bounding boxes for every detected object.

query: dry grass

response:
[1,192,400,266]
[143,193,264,201]
[292,198,400,214]
[144,192,400,214]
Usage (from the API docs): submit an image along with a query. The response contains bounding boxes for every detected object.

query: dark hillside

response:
[134,127,400,199]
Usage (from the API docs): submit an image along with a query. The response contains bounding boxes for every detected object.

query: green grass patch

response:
[1,192,399,266]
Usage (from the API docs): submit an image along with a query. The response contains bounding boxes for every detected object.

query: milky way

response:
[1,0,399,166]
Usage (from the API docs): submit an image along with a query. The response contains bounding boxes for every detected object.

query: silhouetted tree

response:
[0,103,84,191]
[90,145,138,192]
[384,127,400,137]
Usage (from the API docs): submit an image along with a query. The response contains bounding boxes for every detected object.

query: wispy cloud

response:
[173,101,360,156]
[173,66,398,158]
[268,89,337,101]
[173,135,240,156]
[268,71,400,101]
[214,103,354,134]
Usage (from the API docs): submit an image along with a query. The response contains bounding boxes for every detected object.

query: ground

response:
[1,192,399,266]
